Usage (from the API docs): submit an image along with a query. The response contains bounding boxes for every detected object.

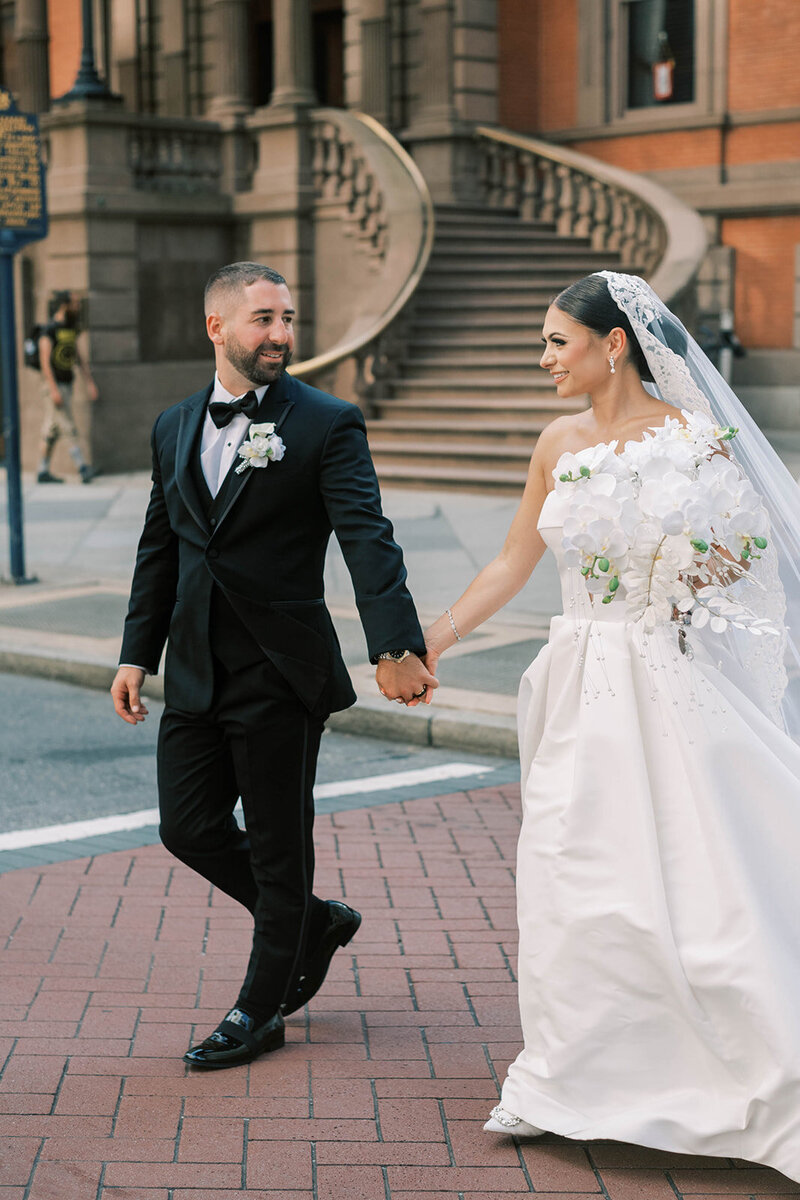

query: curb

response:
[0,648,519,758]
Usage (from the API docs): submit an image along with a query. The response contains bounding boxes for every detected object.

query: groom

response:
[111,262,435,1068]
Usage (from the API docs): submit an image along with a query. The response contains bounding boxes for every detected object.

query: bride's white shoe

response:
[483,1105,544,1137]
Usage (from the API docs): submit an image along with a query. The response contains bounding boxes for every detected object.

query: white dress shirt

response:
[201,375,270,497]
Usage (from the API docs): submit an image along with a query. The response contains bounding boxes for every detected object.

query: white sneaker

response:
[483,1105,544,1137]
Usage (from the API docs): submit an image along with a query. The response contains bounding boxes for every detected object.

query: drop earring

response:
[609,355,616,374]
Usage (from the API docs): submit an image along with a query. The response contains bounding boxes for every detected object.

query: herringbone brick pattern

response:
[0,785,796,1198]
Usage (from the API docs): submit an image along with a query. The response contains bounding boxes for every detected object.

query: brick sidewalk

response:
[1,784,796,1199]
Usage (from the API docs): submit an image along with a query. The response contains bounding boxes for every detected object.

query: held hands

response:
[110,666,149,725]
[376,653,438,707]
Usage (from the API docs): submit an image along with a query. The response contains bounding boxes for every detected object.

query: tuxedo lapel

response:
[210,373,295,535]
[175,385,213,534]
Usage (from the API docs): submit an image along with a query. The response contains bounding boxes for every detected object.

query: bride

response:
[421,272,800,1181]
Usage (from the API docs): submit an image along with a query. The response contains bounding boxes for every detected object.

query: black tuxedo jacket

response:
[119,372,425,716]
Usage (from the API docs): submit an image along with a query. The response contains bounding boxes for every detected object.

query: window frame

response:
[576,0,726,135]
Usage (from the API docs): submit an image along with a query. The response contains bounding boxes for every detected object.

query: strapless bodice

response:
[538,489,629,623]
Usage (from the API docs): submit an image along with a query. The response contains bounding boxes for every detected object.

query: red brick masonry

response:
[0,784,796,1198]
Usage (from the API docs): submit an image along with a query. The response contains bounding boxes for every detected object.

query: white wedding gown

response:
[499,486,800,1181]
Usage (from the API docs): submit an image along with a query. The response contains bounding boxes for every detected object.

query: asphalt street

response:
[0,672,520,860]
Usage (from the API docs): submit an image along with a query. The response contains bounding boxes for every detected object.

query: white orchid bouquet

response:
[555,411,777,637]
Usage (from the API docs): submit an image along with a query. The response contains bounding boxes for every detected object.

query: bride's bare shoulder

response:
[535,413,587,457]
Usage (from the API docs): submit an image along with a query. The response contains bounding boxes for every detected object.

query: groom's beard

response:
[224,333,293,386]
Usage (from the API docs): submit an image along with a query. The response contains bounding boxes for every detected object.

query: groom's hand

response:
[376,653,438,706]
[111,666,149,724]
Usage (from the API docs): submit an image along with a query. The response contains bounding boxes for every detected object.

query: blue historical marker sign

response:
[0,88,47,248]
[0,87,48,582]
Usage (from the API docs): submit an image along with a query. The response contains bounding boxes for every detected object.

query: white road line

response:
[0,761,493,852]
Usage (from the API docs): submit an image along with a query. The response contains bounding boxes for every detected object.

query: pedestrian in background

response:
[37,290,98,484]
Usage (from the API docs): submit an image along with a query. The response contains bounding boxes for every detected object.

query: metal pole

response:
[58,0,114,101]
[0,248,29,583]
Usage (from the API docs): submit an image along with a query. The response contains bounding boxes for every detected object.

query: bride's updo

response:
[552,274,654,382]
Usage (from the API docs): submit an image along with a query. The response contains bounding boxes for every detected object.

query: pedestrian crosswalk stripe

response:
[0,762,494,852]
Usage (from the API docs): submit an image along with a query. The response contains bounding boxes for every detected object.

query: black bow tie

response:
[208,390,259,429]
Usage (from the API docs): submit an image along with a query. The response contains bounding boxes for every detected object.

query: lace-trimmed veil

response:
[598,270,800,737]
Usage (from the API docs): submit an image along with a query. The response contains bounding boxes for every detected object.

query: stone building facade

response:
[0,0,798,476]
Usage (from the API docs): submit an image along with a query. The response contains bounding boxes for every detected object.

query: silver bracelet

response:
[445,607,462,642]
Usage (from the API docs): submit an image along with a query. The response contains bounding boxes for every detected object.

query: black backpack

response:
[23,324,43,370]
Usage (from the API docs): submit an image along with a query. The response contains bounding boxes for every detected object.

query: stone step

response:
[411,293,551,311]
[367,418,549,445]
[369,437,533,471]
[429,245,609,264]
[375,460,529,495]
[373,395,583,418]
[432,230,596,250]
[425,257,612,276]
[387,377,564,397]
[398,353,547,372]
[417,276,585,295]
[409,331,544,348]
[376,393,575,412]
[434,205,555,227]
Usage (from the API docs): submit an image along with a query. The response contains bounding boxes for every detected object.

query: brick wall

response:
[497,0,577,132]
[48,0,81,100]
[727,123,800,165]
[728,0,800,111]
[571,128,723,172]
[722,216,800,349]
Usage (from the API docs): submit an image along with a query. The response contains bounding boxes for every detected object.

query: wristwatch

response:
[377,649,412,662]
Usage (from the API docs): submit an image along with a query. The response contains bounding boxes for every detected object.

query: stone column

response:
[269,0,317,110]
[359,0,391,127]
[404,0,496,204]
[208,0,252,117]
[13,0,50,113]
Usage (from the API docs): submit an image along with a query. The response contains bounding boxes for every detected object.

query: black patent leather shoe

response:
[183,1007,284,1069]
[282,900,362,1016]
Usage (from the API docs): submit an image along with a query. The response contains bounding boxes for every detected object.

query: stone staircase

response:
[366,205,630,494]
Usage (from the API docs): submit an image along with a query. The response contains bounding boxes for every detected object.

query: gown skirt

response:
[498,495,800,1183]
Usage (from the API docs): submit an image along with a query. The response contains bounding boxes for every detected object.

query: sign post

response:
[0,87,48,583]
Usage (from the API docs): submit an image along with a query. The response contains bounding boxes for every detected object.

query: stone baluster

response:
[573,174,594,239]
[520,156,538,220]
[503,148,519,211]
[608,191,625,251]
[590,181,611,251]
[555,165,575,236]
[14,0,50,113]
[539,161,558,224]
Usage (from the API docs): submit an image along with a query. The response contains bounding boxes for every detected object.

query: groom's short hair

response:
[204,262,288,315]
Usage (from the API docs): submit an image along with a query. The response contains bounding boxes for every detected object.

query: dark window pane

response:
[626,0,695,109]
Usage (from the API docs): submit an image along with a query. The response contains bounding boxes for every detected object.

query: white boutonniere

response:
[235,422,286,474]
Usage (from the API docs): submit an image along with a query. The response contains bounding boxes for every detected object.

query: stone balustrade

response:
[474,125,706,303]
[475,131,666,276]
[127,119,224,194]
[310,116,388,260]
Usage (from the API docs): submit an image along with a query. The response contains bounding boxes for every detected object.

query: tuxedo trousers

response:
[156,654,328,1021]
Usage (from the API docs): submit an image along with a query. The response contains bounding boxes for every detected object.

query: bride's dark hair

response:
[553,274,655,382]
